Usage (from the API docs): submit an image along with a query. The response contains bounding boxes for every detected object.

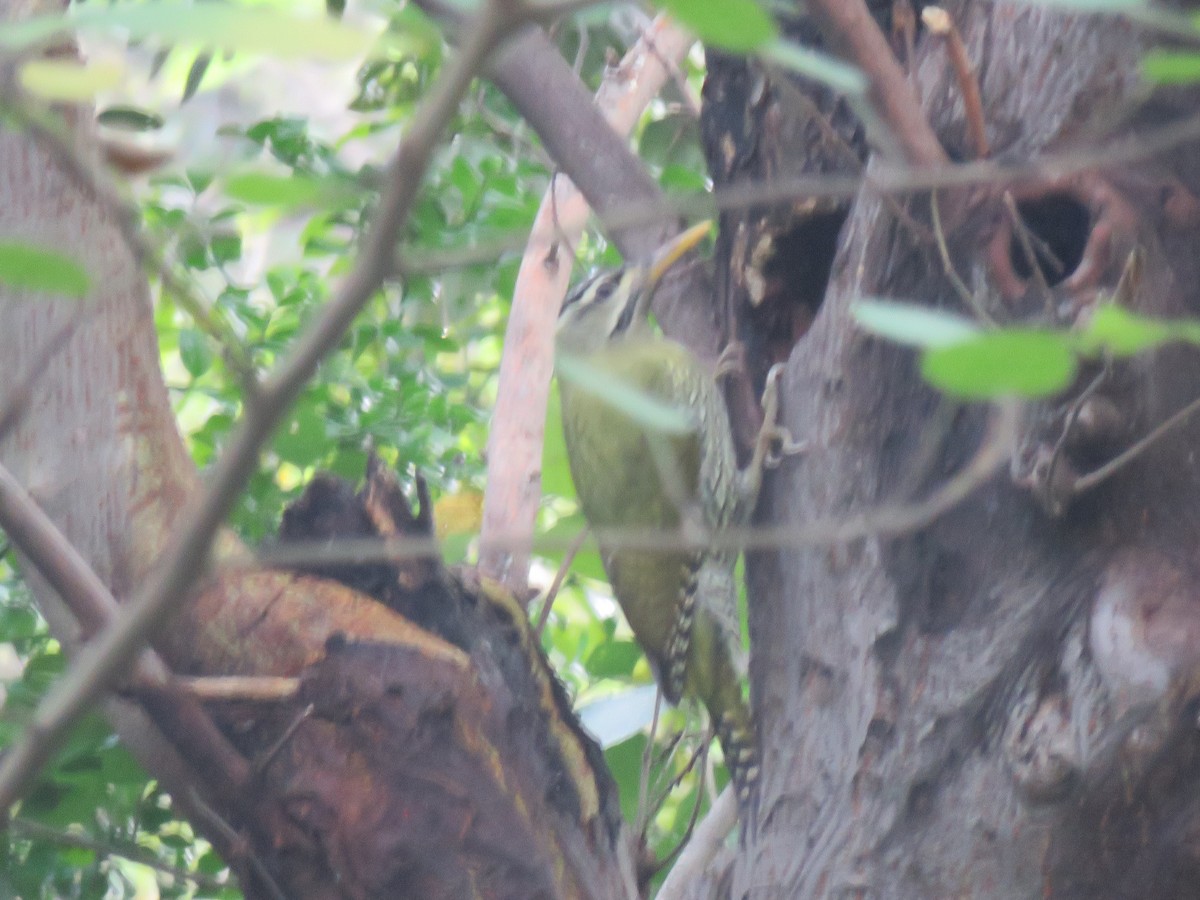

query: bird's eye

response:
[592,278,617,305]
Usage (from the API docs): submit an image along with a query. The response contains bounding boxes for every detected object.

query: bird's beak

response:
[646,220,713,289]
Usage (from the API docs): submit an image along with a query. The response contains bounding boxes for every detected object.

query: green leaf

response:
[1143,51,1200,84]
[96,105,164,131]
[181,51,212,103]
[922,330,1077,398]
[178,329,213,378]
[19,58,123,101]
[760,39,868,95]
[274,403,327,467]
[652,0,777,52]
[0,242,89,298]
[585,640,643,679]
[555,353,696,436]
[0,4,375,61]
[853,299,980,347]
[225,171,361,209]
[1074,304,1174,356]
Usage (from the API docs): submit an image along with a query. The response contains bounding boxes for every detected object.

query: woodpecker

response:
[556,222,789,824]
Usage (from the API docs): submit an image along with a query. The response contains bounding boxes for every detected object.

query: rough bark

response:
[703,3,1200,897]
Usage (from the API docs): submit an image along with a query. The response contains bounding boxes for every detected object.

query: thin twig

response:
[534,526,589,638]
[1002,190,1053,313]
[635,688,664,840]
[10,818,229,891]
[806,0,947,167]
[478,13,694,593]
[247,400,1020,568]
[930,189,993,323]
[393,111,1200,278]
[0,0,511,816]
[0,461,253,829]
[170,675,302,702]
[655,788,738,900]
[1074,392,1200,496]
[253,703,314,777]
[186,788,286,900]
[923,6,989,159]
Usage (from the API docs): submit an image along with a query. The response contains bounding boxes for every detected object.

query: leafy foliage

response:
[0,0,718,895]
[854,300,1200,399]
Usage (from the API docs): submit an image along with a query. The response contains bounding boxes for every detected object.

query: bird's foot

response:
[714,340,747,381]
[757,364,807,470]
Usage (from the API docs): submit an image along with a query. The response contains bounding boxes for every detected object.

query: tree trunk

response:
[0,4,635,897]
[705,4,1200,897]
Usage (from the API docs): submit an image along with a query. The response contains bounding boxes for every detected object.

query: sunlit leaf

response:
[761,39,867,95]
[224,171,361,209]
[1143,51,1200,84]
[585,640,642,679]
[853,299,980,347]
[652,0,777,52]
[19,58,123,101]
[0,4,374,61]
[1074,305,1174,356]
[178,329,213,378]
[556,353,696,436]
[922,331,1077,398]
[0,242,89,298]
[433,490,483,539]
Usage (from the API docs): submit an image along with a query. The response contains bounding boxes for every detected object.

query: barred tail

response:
[715,700,759,828]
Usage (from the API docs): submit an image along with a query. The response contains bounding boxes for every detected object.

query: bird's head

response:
[556,221,711,353]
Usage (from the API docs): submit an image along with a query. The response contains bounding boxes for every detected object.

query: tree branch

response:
[806,0,946,167]
[0,461,252,817]
[478,14,695,592]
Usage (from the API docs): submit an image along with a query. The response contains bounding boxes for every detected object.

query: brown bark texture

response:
[701,3,1200,898]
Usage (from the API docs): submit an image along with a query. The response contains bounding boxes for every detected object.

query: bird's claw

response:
[758,364,806,469]
[715,341,748,381]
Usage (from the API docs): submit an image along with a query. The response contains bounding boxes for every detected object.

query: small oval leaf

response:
[1,4,374,61]
[853,299,980,348]
[19,58,123,101]
[225,171,359,209]
[0,242,89,298]
[556,352,696,436]
[922,331,1077,399]
[97,105,164,131]
[1074,305,1172,357]
[653,0,777,52]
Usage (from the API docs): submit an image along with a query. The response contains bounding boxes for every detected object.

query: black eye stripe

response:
[562,270,621,313]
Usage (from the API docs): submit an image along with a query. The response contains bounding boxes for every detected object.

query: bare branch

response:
[248,400,1019,566]
[656,789,738,900]
[806,0,947,167]
[0,461,251,814]
[479,14,695,592]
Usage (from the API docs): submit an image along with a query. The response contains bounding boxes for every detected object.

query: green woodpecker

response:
[556,222,788,821]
